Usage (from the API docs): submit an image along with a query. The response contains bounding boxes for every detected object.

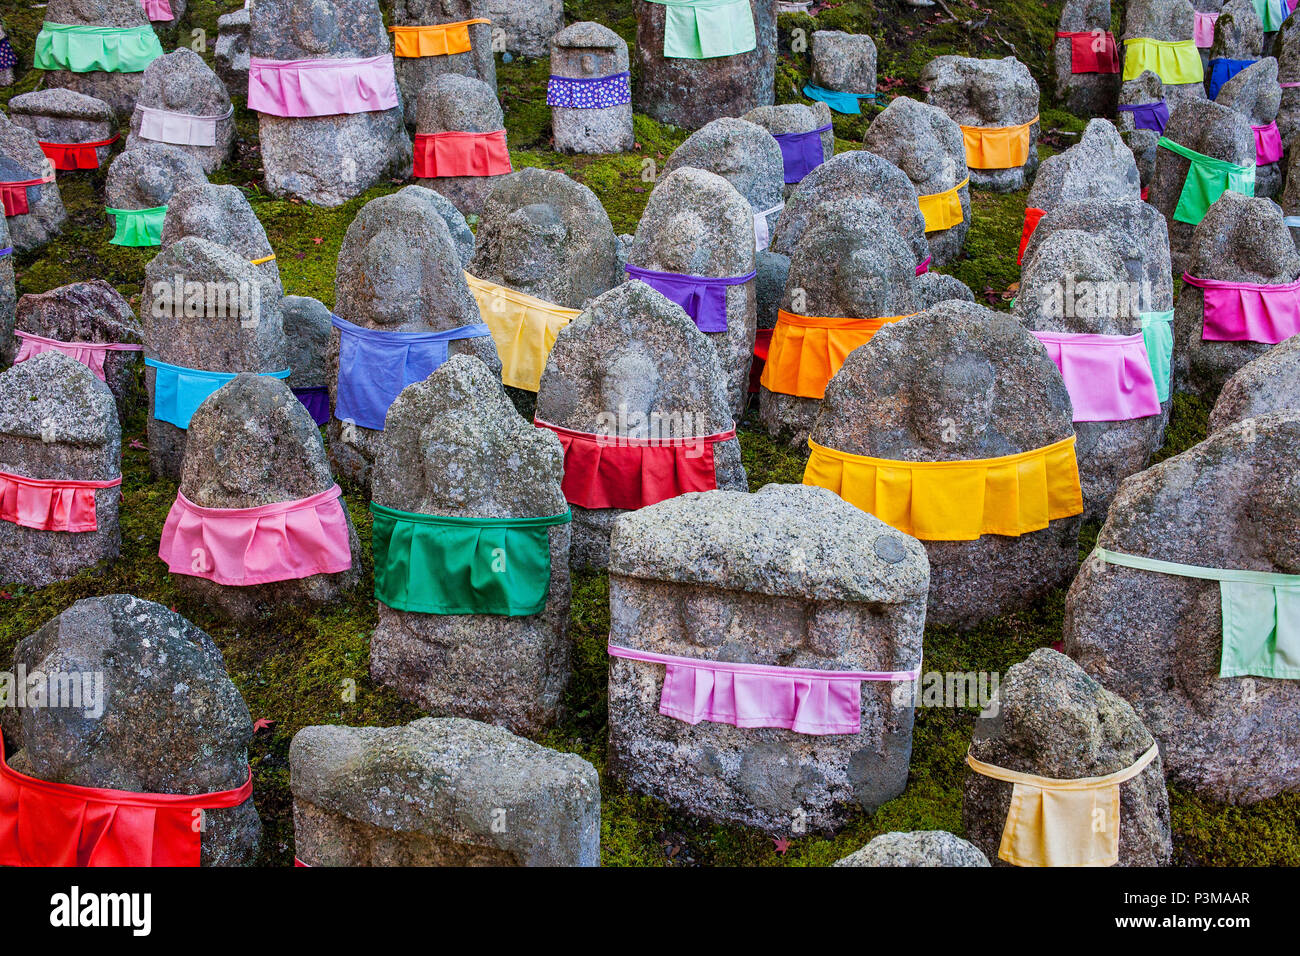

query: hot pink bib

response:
[158,484,353,586]
[1031,330,1162,422]
[608,644,918,736]
[247,54,399,118]
[14,330,143,382]
[0,470,121,533]
[1253,121,1283,165]
[1183,272,1300,344]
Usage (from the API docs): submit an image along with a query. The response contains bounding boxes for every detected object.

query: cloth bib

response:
[107,205,167,247]
[1031,330,1163,422]
[145,358,290,430]
[136,104,233,148]
[646,0,758,60]
[248,54,399,117]
[34,23,164,73]
[1157,137,1255,225]
[0,174,55,218]
[1056,30,1120,74]
[388,19,491,57]
[624,263,756,333]
[1122,37,1204,84]
[759,309,913,399]
[1207,57,1256,100]
[918,178,968,233]
[330,314,491,431]
[535,418,735,510]
[966,743,1159,866]
[1181,272,1300,344]
[547,72,632,109]
[14,329,142,382]
[802,83,876,114]
[370,504,570,615]
[159,484,353,586]
[38,135,118,171]
[1116,100,1169,135]
[803,435,1083,541]
[465,273,581,392]
[0,470,121,533]
[1096,548,1300,680]
[961,116,1038,170]
[413,130,512,178]
[608,644,920,736]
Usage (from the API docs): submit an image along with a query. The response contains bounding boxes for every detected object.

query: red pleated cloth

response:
[413,130,512,178]
[748,327,774,393]
[39,136,119,171]
[0,731,253,867]
[535,418,736,510]
[0,174,56,217]
[0,469,121,532]
[1018,206,1046,265]
[1056,31,1120,74]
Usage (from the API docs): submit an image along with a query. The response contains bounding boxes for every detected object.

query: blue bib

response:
[802,83,876,115]
[145,358,290,429]
[331,314,492,431]
[1207,58,1256,100]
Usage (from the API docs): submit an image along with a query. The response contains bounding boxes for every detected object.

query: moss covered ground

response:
[0,0,1296,866]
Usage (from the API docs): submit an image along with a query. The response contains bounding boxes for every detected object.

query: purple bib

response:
[1117,101,1169,136]
[546,72,631,109]
[624,264,757,333]
[292,384,331,426]
[772,124,833,184]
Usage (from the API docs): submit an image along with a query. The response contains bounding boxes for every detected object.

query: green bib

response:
[1140,310,1174,404]
[107,205,167,247]
[370,503,570,616]
[1157,137,1255,226]
[1096,548,1300,680]
[34,23,165,74]
[647,0,757,60]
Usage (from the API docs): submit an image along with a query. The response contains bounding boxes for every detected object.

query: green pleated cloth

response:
[1140,310,1174,404]
[370,502,571,615]
[107,205,167,247]
[645,0,757,59]
[34,23,165,74]
[1157,137,1255,225]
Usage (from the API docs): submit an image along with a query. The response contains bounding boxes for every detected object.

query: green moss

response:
[1,0,1294,869]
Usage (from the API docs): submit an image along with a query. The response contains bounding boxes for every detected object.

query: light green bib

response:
[1096,548,1300,680]
[646,0,757,60]
[107,205,167,247]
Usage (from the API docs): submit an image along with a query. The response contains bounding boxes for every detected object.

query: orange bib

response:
[389,19,490,58]
[759,309,915,400]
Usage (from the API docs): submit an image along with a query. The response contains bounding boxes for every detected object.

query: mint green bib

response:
[1140,310,1174,404]
[647,0,757,60]
[1096,548,1300,680]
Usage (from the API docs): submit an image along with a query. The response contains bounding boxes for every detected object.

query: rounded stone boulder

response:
[809,300,1081,629]
[863,97,969,266]
[1064,413,1300,804]
[963,648,1172,866]
[834,830,991,867]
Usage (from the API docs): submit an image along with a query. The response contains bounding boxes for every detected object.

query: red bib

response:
[535,418,735,510]
[1056,30,1120,74]
[39,135,120,171]
[0,730,253,867]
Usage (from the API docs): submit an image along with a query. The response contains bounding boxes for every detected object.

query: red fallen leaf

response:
[983,286,1000,305]
[773,837,791,855]
[253,718,276,734]
[311,237,323,245]
[1051,640,1064,653]
[128,439,147,450]
[0,591,12,600]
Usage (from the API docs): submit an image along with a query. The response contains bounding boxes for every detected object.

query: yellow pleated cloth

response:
[466,273,581,392]
[389,19,491,58]
[961,116,1039,170]
[966,744,1160,867]
[917,177,969,233]
[802,434,1083,541]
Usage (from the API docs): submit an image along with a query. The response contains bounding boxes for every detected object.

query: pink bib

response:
[247,54,399,118]
[1194,10,1219,47]
[159,484,353,586]
[1183,272,1300,344]
[608,644,918,736]
[1031,330,1163,422]
[0,470,121,533]
[14,329,143,382]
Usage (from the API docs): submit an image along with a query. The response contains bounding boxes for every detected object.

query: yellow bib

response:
[466,273,581,392]
[802,434,1083,541]
[917,177,968,233]
[961,117,1038,170]
[966,744,1159,867]
[389,19,491,58]
[1122,37,1204,84]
